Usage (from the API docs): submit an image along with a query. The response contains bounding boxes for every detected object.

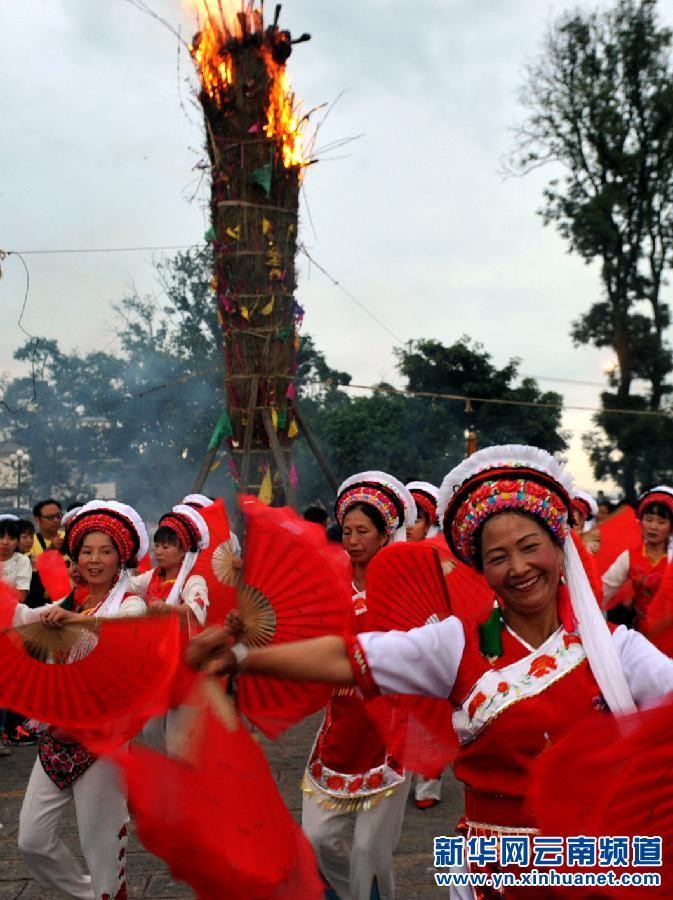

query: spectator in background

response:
[0,515,31,600]
[303,505,328,529]
[0,515,35,747]
[18,520,36,557]
[31,499,64,555]
[18,520,50,610]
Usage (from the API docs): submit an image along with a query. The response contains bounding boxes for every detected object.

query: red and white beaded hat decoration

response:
[65,500,149,567]
[437,444,636,716]
[336,471,416,542]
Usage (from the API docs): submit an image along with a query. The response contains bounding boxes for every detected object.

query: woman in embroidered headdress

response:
[300,471,415,900]
[129,504,209,753]
[131,504,209,628]
[189,446,673,899]
[16,500,148,900]
[602,486,673,631]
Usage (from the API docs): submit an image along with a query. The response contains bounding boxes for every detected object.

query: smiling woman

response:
[13,500,148,900]
[188,445,673,900]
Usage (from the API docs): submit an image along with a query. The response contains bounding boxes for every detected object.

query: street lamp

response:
[9,449,30,511]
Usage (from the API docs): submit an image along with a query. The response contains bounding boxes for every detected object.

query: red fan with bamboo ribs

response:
[233,495,351,738]
[365,541,452,632]
[363,541,458,773]
[427,533,493,624]
[530,695,673,896]
[190,497,238,626]
[0,610,182,753]
[117,679,323,900]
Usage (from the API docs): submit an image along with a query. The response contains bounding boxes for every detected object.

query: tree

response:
[293,337,567,505]
[511,0,673,497]
[1,248,227,517]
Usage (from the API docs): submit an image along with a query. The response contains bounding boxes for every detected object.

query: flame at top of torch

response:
[185,0,307,170]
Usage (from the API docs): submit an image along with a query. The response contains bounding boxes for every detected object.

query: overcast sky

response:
[3,0,673,493]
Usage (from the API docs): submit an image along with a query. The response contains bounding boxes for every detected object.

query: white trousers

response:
[414,773,443,802]
[302,773,412,900]
[18,755,129,900]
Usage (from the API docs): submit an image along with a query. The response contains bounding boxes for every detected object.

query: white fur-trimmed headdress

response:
[406,481,439,536]
[160,504,210,552]
[637,485,673,520]
[336,471,416,542]
[438,445,635,716]
[182,493,214,510]
[65,500,149,567]
[572,490,598,527]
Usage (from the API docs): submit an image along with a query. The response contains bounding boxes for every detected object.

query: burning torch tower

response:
[189,2,310,504]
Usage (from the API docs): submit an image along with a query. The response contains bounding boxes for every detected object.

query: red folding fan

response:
[0,580,20,629]
[365,541,452,632]
[426,534,494,624]
[34,550,71,602]
[530,694,673,895]
[190,497,238,626]
[0,613,182,752]
[595,504,641,573]
[363,541,458,773]
[640,562,673,655]
[233,495,352,738]
[116,678,324,900]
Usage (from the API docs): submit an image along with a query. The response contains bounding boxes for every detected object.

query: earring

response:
[559,570,566,586]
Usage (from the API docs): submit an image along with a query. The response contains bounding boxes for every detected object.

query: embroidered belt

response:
[38,733,97,789]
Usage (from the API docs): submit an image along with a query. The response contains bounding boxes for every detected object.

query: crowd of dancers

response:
[2,446,673,899]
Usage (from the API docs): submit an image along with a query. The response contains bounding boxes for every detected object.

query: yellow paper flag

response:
[258,466,273,505]
[262,218,272,235]
[271,408,278,431]
[241,306,250,320]
[260,297,275,315]
[288,419,298,439]
[226,226,241,240]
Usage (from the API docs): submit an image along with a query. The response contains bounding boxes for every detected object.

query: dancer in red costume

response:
[15,500,148,900]
[130,504,209,628]
[602,485,673,630]
[301,471,415,900]
[189,446,673,900]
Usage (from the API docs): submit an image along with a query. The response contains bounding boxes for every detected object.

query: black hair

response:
[473,509,559,572]
[326,522,343,543]
[416,507,431,526]
[33,498,62,517]
[153,525,183,547]
[18,518,35,536]
[303,506,328,526]
[342,502,388,536]
[0,519,20,541]
[640,502,673,525]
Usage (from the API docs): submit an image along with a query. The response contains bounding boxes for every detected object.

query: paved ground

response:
[0,715,464,899]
